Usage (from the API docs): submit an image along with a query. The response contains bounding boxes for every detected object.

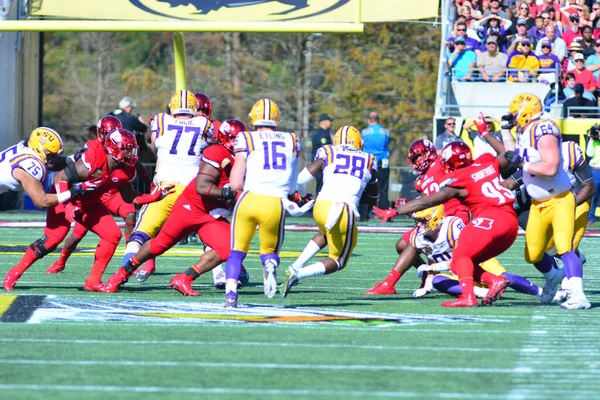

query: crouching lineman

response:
[4,129,172,292]
[281,126,379,297]
[224,99,300,307]
[102,120,246,294]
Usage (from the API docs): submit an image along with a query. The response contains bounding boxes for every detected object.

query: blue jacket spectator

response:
[447,37,477,81]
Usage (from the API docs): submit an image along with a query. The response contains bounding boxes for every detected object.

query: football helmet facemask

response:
[105,128,139,167]
[218,119,247,153]
[169,90,198,117]
[249,98,280,128]
[412,205,444,232]
[408,139,437,173]
[333,125,363,150]
[28,127,64,164]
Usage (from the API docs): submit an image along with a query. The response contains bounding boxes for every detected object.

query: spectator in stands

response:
[541,0,560,17]
[449,22,482,54]
[360,111,390,220]
[484,0,510,19]
[110,96,148,136]
[591,3,600,39]
[464,116,503,156]
[535,24,567,62]
[581,25,596,57]
[435,118,463,155]
[507,18,537,53]
[586,125,600,226]
[563,71,597,101]
[585,38,600,80]
[476,14,511,50]
[478,35,509,81]
[563,83,598,117]
[507,38,541,81]
[521,0,538,18]
[311,113,334,195]
[447,36,477,81]
[560,0,583,28]
[537,39,562,84]
[563,13,584,46]
[581,6,592,28]
[568,52,597,92]
[511,2,535,34]
[87,125,98,141]
[470,0,485,19]
[528,16,547,42]
[539,10,562,38]
[563,41,584,73]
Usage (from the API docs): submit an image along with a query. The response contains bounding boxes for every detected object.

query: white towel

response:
[281,198,315,217]
[325,201,345,231]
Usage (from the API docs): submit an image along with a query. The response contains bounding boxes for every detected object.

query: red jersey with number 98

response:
[441,153,516,218]
[415,157,469,219]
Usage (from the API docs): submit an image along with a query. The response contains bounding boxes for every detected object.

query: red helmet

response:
[96,115,122,144]
[407,139,437,173]
[194,92,212,118]
[441,141,473,172]
[105,128,139,167]
[217,119,246,152]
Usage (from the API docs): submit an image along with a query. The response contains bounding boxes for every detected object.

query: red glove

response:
[64,203,82,223]
[394,198,407,209]
[135,185,175,205]
[473,112,489,137]
[373,206,398,224]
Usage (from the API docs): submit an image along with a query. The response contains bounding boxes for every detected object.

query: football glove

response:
[500,113,516,130]
[373,206,397,224]
[504,150,523,170]
[69,177,104,197]
[135,185,175,205]
[473,112,489,136]
[394,198,407,209]
[221,186,237,200]
[289,191,313,207]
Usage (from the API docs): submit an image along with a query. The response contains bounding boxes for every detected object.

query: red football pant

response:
[147,195,231,261]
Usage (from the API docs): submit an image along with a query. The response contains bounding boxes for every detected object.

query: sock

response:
[14,248,40,274]
[291,240,322,269]
[459,277,475,298]
[260,254,280,270]
[226,250,246,281]
[502,272,540,296]
[88,240,118,283]
[432,275,462,296]
[121,241,142,266]
[123,257,142,274]
[452,255,475,297]
[225,280,238,293]
[56,247,72,265]
[542,266,559,282]
[560,251,582,279]
[568,277,584,295]
[383,270,402,286]
[296,262,326,280]
[533,253,555,274]
[185,266,200,278]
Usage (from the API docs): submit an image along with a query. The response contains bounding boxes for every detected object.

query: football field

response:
[1,223,600,399]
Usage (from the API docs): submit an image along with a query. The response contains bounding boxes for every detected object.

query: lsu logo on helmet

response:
[412,205,444,232]
[249,98,280,128]
[169,89,199,116]
[334,125,363,150]
[28,127,64,163]
[509,93,542,129]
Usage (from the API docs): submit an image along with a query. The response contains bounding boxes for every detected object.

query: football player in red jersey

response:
[102,120,246,294]
[374,141,519,307]
[46,116,144,274]
[365,139,471,295]
[3,129,172,292]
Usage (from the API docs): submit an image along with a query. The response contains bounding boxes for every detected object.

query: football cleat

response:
[263,260,278,298]
[282,267,300,298]
[212,265,226,290]
[442,294,479,308]
[83,279,103,292]
[3,268,22,291]
[170,273,200,296]
[136,261,156,283]
[561,293,591,309]
[553,289,569,303]
[46,260,66,274]
[482,276,510,306]
[224,291,238,308]
[541,268,565,305]
[364,281,397,295]
[100,268,131,293]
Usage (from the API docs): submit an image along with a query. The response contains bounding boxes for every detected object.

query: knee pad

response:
[30,236,55,258]
[129,231,151,246]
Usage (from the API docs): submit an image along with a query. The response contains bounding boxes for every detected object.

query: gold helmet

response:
[28,127,63,163]
[412,205,444,232]
[249,98,280,128]
[509,93,542,129]
[169,89,199,116]
[333,125,363,150]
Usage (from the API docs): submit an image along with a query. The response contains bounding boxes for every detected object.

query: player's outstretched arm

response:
[394,187,463,216]
[119,183,175,205]
[13,169,62,209]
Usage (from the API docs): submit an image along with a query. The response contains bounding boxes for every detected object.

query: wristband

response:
[481,131,489,138]
[56,191,72,204]
[523,162,531,173]
[55,181,69,194]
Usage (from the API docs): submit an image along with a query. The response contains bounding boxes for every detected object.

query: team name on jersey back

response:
[0,142,46,195]
[315,144,376,209]
[234,129,299,198]
[517,118,572,200]
[410,216,464,263]
[152,113,210,185]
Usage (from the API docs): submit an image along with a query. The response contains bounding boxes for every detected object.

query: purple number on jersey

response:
[262,141,287,170]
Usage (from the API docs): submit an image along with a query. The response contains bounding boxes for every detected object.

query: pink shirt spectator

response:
[563,28,583,46]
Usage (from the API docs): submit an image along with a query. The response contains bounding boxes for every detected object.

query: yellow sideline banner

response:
[29,0,438,22]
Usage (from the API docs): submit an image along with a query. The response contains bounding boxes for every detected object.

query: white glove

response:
[412,287,431,298]
[416,264,431,278]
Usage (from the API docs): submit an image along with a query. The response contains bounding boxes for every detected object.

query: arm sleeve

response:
[587,138,595,158]
[573,162,593,185]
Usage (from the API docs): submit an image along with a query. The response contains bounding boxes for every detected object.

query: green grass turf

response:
[0,226,599,399]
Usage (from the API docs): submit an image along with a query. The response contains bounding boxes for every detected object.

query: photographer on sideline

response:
[586,124,600,226]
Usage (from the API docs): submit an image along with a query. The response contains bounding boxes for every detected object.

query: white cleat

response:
[541,268,566,305]
[561,293,591,309]
[553,289,569,303]
[263,260,278,299]
[282,266,299,298]
[212,265,226,290]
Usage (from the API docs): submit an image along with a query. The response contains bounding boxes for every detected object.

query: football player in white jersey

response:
[281,126,379,297]
[224,98,299,307]
[0,127,83,208]
[407,206,561,304]
[476,96,590,309]
[120,89,212,281]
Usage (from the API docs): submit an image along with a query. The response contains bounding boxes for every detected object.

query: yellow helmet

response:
[412,205,444,232]
[333,125,363,150]
[28,127,63,163]
[249,98,280,128]
[169,89,198,116]
[509,93,542,129]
